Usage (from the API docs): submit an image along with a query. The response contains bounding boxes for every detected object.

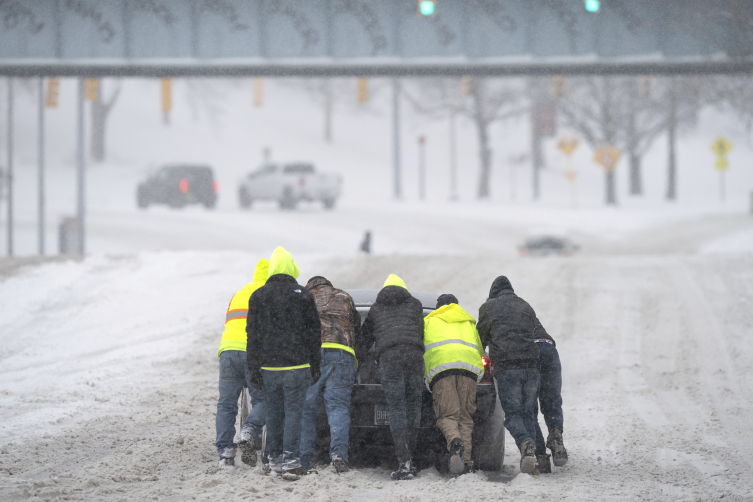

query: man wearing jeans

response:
[246,247,322,481]
[477,276,541,474]
[215,258,268,468]
[532,331,568,472]
[299,277,361,473]
[358,274,425,480]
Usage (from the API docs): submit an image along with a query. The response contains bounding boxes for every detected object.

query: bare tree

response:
[405,78,525,199]
[557,77,633,205]
[90,80,121,163]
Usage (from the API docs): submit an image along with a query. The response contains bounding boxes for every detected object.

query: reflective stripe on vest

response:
[261,364,310,371]
[225,309,248,323]
[425,338,480,352]
[424,360,484,391]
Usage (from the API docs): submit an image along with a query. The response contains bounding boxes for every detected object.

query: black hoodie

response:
[477,276,546,372]
[357,286,425,362]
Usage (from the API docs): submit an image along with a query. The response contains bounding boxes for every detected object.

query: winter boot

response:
[391,460,416,480]
[218,448,236,468]
[332,455,349,473]
[218,457,234,468]
[263,455,282,476]
[282,466,308,481]
[448,438,465,476]
[239,431,257,467]
[546,429,568,467]
[537,454,552,474]
[519,440,537,474]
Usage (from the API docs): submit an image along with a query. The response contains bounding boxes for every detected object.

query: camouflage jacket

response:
[305,277,361,349]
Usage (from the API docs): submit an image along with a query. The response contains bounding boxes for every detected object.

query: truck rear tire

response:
[322,198,336,210]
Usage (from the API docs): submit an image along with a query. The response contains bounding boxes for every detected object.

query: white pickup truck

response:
[238,163,341,210]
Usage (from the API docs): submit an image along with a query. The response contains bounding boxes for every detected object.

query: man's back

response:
[306,276,360,349]
[477,277,540,371]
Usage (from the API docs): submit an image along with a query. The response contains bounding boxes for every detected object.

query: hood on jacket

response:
[305,276,332,291]
[489,275,514,299]
[252,259,270,284]
[425,303,476,323]
[376,284,413,305]
[383,274,407,289]
[268,246,300,279]
[436,293,458,309]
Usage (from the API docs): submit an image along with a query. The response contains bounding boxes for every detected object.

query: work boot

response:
[519,440,537,474]
[282,465,308,481]
[448,438,465,476]
[332,455,349,473]
[238,435,257,467]
[263,455,282,476]
[547,429,568,467]
[218,448,236,468]
[391,460,416,480]
[537,454,552,474]
[218,457,234,468]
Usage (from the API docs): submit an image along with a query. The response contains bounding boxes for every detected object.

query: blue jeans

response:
[262,366,311,469]
[495,368,540,451]
[534,341,564,455]
[215,350,266,457]
[300,350,356,469]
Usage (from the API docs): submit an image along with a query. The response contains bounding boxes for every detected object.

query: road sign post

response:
[557,135,580,208]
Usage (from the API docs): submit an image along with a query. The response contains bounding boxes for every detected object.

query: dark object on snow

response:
[58,217,81,255]
[518,235,579,257]
[136,164,217,210]
[360,231,372,254]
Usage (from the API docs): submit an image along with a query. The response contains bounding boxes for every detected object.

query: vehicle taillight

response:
[213,181,219,193]
[179,178,189,193]
[519,251,526,257]
[482,356,488,367]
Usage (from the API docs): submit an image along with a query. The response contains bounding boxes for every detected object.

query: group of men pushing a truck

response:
[214,246,568,481]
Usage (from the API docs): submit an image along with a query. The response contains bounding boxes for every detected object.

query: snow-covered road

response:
[1,208,753,501]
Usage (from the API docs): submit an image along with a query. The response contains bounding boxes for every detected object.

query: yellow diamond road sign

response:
[557,136,579,156]
[593,145,621,172]
[715,158,729,171]
[711,136,732,157]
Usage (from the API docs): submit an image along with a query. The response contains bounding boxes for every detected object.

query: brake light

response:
[179,178,189,193]
[213,181,219,193]
[519,251,526,257]
[482,356,488,367]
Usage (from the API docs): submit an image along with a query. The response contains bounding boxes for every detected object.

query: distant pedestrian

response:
[477,276,540,474]
[358,274,425,480]
[360,231,371,254]
[299,276,361,474]
[423,294,484,475]
[246,246,322,481]
[531,327,568,473]
[215,258,269,468]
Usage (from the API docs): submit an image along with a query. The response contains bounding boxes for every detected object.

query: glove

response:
[248,369,263,390]
[310,366,321,386]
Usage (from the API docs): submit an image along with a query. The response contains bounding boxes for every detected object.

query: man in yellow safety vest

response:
[423,294,484,475]
[215,258,269,468]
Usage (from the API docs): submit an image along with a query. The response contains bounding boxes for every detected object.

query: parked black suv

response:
[258,289,505,472]
[137,165,218,209]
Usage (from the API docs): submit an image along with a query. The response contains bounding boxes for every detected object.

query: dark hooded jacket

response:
[246,274,322,371]
[358,286,425,362]
[305,276,361,351]
[477,276,548,372]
